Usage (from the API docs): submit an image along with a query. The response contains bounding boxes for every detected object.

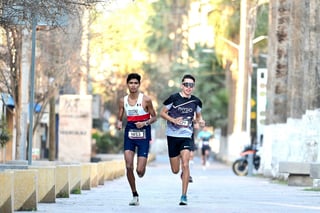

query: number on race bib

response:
[128,129,146,139]
[179,120,189,127]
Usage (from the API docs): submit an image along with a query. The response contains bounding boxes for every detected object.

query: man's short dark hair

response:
[127,73,141,84]
[181,74,195,82]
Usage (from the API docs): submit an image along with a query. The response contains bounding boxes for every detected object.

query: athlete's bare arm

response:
[117,97,124,130]
[160,106,184,125]
[134,95,157,129]
[195,112,205,127]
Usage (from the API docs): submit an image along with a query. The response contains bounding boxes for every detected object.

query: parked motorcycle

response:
[232,144,261,176]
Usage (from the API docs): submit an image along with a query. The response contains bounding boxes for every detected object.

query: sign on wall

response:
[256,68,267,146]
[58,95,92,162]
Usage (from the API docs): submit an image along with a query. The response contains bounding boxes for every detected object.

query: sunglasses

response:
[182,82,195,88]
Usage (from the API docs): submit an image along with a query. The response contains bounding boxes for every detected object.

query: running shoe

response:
[129,196,139,206]
[179,195,188,205]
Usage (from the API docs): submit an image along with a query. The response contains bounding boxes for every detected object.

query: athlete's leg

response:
[205,149,210,160]
[201,147,206,165]
[135,138,150,178]
[136,156,148,177]
[188,150,194,183]
[180,149,190,195]
[189,150,194,162]
[169,155,181,174]
[124,150,137,193]
[167,136,181,174]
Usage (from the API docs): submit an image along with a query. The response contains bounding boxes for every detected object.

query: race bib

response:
[128,129,146,139]
[203,141,210,145]
[179,119,190,127]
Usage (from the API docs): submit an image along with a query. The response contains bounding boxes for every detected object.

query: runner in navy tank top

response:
[160,74,205,206]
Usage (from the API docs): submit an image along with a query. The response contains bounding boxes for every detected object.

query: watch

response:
[145,121,149,126]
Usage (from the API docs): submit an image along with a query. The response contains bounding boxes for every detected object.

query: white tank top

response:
[124,93,150,122]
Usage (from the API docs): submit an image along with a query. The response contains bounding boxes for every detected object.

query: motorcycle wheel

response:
[254,155,261,170]
[232,159,248,176]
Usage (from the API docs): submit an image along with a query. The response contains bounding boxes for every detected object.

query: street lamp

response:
[25,8,67,164]
[27,12,37,165]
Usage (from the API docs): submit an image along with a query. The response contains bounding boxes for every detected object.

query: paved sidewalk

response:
[18,155,320,213]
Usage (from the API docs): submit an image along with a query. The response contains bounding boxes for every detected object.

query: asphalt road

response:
[18,154,320,213]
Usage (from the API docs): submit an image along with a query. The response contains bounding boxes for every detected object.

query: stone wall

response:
[267,0,320,122]
[260,109,320,177]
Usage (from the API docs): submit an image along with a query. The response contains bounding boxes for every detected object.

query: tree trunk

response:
[16,29,31,160]
[267,0,320,122]
[266,0,290,124]
[304,0,320,109]
[49,96,56,161]
[287,0,304,119]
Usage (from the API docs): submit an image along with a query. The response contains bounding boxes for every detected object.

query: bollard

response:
[69,165,81,194]
[13,169,38,211]
[97,162,105,185]
[81,163,91,190]
[55,165,70,198]
[0,171,14,213]
[90,163,98,188]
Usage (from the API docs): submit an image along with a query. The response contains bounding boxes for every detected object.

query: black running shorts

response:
[167,136,192,158]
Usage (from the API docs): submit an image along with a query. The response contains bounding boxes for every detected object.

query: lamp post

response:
[27,12,37,165]
[25,7,67,165]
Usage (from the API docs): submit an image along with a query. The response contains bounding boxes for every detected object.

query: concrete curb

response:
[13,169,38,211]
[0,170,14,213]
[81,163,91,190]
[69,164,82,194]
[0,154,156,212]
[55,165,70,198]
[28,166,56,203]
[90,163,98,188]
[97,162,105,185]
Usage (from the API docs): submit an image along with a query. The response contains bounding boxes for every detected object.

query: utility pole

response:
[228,0,269,159]
[27,11,37,165]
[229,0,252,159]
[235,0,250,135]
[243,0,269,142]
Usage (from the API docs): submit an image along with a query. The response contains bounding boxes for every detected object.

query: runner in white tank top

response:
[117,73,157,206]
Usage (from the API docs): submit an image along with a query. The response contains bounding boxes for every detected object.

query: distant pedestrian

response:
[197,126,213,168]
[117,73,157,206]
[160,74,205,205]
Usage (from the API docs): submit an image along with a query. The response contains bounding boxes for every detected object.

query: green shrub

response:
[0,116,10,148]
[94,131,123,154]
